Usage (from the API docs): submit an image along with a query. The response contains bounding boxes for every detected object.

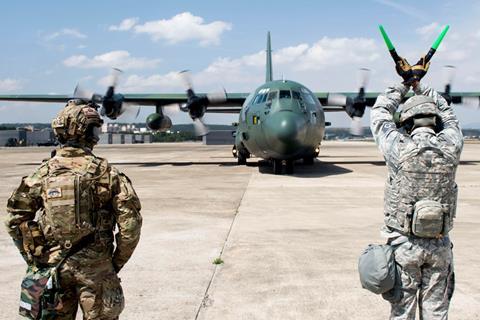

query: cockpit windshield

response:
[292,91,301,100]
[267,91,278,102]
[279,90,291,99]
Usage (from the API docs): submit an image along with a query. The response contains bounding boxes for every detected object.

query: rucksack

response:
[40,156,108,249]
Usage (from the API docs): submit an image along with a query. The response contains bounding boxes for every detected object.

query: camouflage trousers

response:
[51,257,124,320]
[389,237,454,320]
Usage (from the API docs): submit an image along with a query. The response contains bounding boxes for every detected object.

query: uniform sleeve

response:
[5,173,43,258]
[110,168,142,272]
[370,83,410,167]
[413,83,463,159]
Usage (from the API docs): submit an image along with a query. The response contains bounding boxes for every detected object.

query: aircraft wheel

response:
[273,159,283,175]
[303,157,314,165]
[285,160,294,175]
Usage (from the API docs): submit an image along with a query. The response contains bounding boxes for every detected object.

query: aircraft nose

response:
[264,111,307,153]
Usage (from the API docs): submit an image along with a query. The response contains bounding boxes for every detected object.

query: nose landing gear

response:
[233,144,250,165]
[272,159,294,175]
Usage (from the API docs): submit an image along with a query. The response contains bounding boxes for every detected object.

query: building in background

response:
[202,130,235,145]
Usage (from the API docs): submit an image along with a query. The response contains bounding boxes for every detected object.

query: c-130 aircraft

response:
[0,32,477,174]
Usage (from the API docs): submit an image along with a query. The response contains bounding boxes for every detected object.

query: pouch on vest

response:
[19,221,48,264]
[412,199,444,238]
[358,244,396,294]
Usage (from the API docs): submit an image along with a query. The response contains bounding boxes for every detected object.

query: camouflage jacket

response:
[5,147,142,271]
[370,83,463,236]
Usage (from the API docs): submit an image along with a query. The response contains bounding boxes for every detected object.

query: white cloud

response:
[106,72,183,92]
[109,18,139,31]
[416,22,440,36]
[63,50,161,70]
[115,36,382,94]
[45,28,87,40]
[200,37,379,83]
[0,78,23,91]
[113,12,232,46]
[295,37,380,70]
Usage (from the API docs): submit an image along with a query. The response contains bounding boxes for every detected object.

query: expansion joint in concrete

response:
[194,174,253,320]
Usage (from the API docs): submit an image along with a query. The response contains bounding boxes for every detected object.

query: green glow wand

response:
[424,25,449,63]
[379,25,402,63]
[378,25,450,63]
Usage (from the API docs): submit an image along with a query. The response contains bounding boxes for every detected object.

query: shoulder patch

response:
[46,187,62,199]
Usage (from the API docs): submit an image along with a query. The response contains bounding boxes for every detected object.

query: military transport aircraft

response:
[0,33,478,174]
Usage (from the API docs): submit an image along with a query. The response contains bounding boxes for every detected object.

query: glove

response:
[410,55,430,83]
[395,57,412,83]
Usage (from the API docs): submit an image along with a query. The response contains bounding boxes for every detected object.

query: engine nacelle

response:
[101,93,125,120]
[146,113,172,131]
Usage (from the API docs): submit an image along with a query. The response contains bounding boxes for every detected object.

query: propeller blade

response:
[327,93,348,106]
[116,102,139,119]
[207,89,227,104]
[109,68,123,88]
[350,116,363,136]
[179,70,194,93]
[73,84,95,101]
[461,96,480,109]
[193,118,209,136]
[163,103,183,115]
[443,65,456,88]
[358,68,371,90]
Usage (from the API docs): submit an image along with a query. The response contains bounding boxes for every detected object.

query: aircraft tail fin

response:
[266,32,273,82]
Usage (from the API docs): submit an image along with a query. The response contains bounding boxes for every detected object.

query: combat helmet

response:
[52,100,104,149]
[400,95,439,132]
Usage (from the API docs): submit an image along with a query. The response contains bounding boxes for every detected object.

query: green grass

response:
[212,257,224,265]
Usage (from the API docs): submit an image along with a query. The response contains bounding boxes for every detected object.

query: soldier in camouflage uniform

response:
[5,100,142,319]
[370,57,462,319]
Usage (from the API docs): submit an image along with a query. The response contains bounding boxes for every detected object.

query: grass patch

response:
[212,257,224,265]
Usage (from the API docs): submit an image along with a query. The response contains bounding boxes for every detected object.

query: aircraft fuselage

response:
[235,80,325,161]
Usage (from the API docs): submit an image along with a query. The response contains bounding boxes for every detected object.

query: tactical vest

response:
[40,156,111,249]
[384,135,458,238]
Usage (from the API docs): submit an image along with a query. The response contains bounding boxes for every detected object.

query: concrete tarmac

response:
[0,141,479,320]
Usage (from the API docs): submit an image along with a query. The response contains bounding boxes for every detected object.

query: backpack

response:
[40,156,109,249]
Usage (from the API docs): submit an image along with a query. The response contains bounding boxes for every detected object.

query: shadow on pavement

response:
[254,160,353,178]
[18,160,480,169]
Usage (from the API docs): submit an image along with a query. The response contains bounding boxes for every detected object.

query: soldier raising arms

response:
[370,57,462,319]
[5,100,142,319]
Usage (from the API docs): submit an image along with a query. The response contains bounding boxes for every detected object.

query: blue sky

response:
[1,0,480,127]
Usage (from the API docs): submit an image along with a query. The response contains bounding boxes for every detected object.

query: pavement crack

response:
[194,173,253,320]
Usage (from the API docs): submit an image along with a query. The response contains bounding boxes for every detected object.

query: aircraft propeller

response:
[326,68,371,135]
[439,65,479,108]
[441,65,455,105]
[71,68,140,120]
[178,70,227,136]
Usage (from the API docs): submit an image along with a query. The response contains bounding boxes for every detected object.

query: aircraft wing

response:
[316,91,480,112]
[315,92,379,112]
[0,93,249,114]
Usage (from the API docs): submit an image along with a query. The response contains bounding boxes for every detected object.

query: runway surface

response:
[0,141,479,319]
